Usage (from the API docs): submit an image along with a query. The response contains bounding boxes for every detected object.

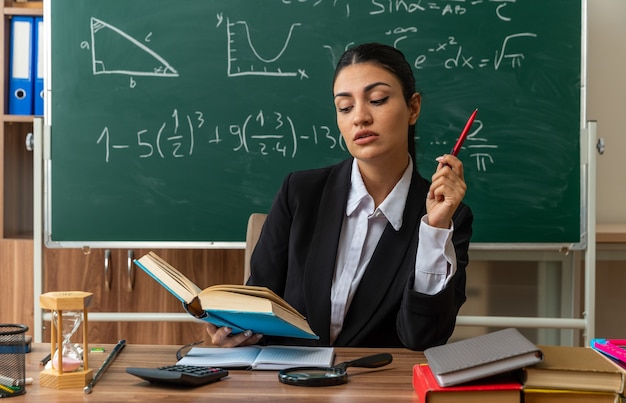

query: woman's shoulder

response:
[274,158,352,210]
[286,157,352,183]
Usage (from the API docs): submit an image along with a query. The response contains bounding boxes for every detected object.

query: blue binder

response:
[8,16,34,115]
[33,16,44,116]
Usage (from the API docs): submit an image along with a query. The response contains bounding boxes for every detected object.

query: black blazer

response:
[248,158,473,351]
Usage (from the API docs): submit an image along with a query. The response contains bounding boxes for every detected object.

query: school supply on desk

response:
[412,364,522,403]
[521,345,625,395]
[523,388,621,403]
[8,16,34,115]
[24,335,32,353]
[278,353,392,387]
[591,338,626,365]
[84,339,126,394]
[424,328,543,387]
[134,252,318,339]
[593,342,626,380]
[0,334,31,354]
[176,345,334,371]
[39,352,51,367]
[126,365,228,387]
[0,324,28,398]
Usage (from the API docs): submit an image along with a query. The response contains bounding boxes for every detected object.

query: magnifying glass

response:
[278,353,393,387]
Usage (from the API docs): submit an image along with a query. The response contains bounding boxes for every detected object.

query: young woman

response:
[207,43,473,351]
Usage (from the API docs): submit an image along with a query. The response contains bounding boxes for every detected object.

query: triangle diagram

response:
[90,17,178,77]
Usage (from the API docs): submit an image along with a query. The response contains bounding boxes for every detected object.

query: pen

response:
[39,353,51,367]
[83,339,126,394]
[449,108,478,157]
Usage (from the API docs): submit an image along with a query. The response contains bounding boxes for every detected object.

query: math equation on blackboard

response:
[96,109,345,162]
[77,0,556,173]
[95,108,497,172]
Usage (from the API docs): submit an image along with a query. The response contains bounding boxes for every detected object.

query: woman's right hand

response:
[205,323,263,347]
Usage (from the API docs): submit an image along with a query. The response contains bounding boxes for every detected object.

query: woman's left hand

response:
[426,154,467,229]
[205,323,263,347]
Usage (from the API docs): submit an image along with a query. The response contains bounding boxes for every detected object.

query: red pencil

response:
[450,108,478,157]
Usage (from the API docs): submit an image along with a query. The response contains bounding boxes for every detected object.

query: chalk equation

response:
[282,0,521,21]
[96,109,346,162]
[80,0,536,87]
[418,118,498,172]
[398,32,538,71]
[71,0,565,176]
[95,109,497,171]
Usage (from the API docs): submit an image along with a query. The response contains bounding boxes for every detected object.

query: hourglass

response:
[39,291,94,389]
[51,310,83,372]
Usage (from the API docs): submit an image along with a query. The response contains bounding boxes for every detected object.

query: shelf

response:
[2,231,34,240]
[2,121,34,240]
[3,114,35,123]
[4,2,43,16]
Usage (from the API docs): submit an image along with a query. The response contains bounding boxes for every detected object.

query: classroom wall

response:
[588,0,626,338]
[587,0,626,224]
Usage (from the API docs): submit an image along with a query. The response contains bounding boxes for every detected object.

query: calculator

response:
[126,365,228,387]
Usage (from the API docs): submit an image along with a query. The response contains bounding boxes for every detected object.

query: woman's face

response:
[333,62,420,164]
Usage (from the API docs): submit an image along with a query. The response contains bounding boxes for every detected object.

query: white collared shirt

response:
[329,158,457,343]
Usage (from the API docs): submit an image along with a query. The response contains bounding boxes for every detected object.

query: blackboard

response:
[47,0,583,246]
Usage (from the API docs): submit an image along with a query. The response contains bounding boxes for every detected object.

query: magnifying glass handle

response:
[336,353,393,370]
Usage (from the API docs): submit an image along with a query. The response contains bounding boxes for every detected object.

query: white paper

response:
[177,345,334,370]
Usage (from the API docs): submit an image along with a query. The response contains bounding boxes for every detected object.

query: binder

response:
[8,16,34,115]
[33,16,44,116]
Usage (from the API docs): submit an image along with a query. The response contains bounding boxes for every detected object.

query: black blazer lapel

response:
[302,159,352,344]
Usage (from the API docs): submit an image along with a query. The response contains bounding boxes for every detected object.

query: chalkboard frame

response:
[43,0,588,250]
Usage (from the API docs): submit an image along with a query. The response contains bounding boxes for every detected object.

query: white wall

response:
[588,0,626,223]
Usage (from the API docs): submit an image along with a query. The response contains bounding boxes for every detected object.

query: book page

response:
[204,284,304,319]
[252,346,335,370]
[176,346,262,368]
[148,252,203,295]
[175,346,334,370]
[197,290,316,338]
[199,290,273,313]
[135,253,201,304]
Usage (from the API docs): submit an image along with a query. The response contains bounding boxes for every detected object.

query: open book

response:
[134,252,318,339]
[177,345,334,370]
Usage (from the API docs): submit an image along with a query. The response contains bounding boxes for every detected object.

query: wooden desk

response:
[19,344,424,402]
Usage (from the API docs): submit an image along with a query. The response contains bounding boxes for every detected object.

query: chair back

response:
[244,213,267,284]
